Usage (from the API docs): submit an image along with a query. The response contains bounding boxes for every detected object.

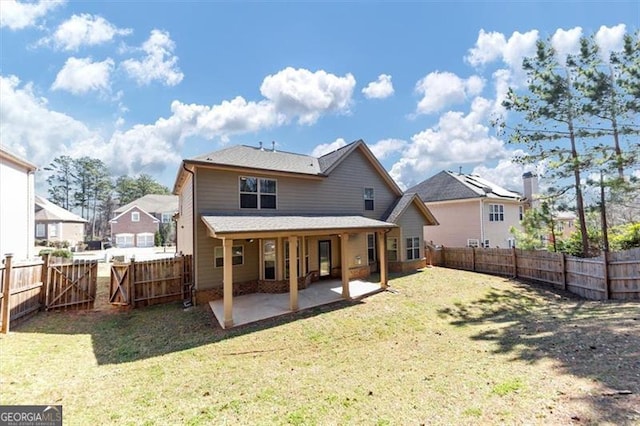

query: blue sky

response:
[1,1,638,195]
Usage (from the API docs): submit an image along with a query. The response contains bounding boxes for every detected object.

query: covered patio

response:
[209,278,382,328]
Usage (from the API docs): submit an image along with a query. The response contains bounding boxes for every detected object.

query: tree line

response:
[500,30,639,256]
[45,155,170,239]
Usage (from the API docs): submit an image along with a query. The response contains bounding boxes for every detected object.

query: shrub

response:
[39,248,73,259]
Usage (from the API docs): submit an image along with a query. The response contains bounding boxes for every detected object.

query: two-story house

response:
[110,194,178,248]
[0,147,37,260]
[407,170,523,248]
[173,139,438,328]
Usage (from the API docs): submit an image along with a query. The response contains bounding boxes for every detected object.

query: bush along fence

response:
[1,253,97,333]
[431,246,640,301]
[109,255,193,308]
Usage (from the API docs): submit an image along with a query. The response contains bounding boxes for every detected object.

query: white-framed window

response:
[484,239,490,248]
[387,237,398,262]
[214,245,244,268]
[467,239,479,248]
[115,233,134,248]
[131,211,140,222]
[406,237,420,260]
[364,188,374,211]
[240,177,277,209]
[519,205,524,221]
[161,212,172,223]
[508,238,516,248]
[36,223,46,238]
[136,233,155,248]
[48,223,58,237]
[367,233,376,262]
[489,204,504,222]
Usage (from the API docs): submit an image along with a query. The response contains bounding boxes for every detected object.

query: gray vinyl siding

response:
[195,148,398,219]
[176,176,194,255]
[198,238,260,290]
[397,203,425,261]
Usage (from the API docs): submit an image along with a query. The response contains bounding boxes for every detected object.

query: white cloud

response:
[471,150,532,192]
[311,138,347,157]
[391,99,507,189]
[0,0,64,30]
[595,24,626,60]
[121,29,184,86]
[414,71,484,115]
[502,30,539,69]
[51,57,114,95]
[369,138,407,160]
[362,74,394,99]
[551,27,582,63]
[260,67,355,125]
[42,13,131,51]
[466,29,538,70]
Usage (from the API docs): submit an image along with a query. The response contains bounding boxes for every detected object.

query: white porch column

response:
[340,233,350,299]
[377,231,388,289]
[223,238,233,328]
[289,236,298,311]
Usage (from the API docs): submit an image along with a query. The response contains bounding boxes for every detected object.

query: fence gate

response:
[46,260,97,310]
[109,263,131,305]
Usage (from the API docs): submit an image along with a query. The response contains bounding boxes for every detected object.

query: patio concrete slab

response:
[209,279,382,329]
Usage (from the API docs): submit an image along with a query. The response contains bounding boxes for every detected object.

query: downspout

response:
[479,198,485,247]
[182,162,196,306]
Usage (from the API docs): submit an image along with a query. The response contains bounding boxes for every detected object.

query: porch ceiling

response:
[201,214,396,239]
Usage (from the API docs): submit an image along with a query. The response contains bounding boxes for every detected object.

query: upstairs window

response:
[161,213,172,223]
[364,188,374,211]
[131,211,140,222]
[489,204,504,222]
[519,206,524,221]
[240,177,277,209]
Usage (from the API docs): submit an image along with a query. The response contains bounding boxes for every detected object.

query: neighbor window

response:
[240,177,276,209]
[364,188,374,211]
[519,205,524,221]
[367,233,376,263]
[489,204,504,222]
[467,239,479,248]
[131,211,140,222]
[48,224,57,237]
[214,245,244,267]
[161,212,172,223]
[406,237,420,260]
[36,223,45,238]
[387,237,398,262]
[484,239,490,248]
[508,238,516,248]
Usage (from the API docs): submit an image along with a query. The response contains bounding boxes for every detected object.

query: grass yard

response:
[1,266,639,425]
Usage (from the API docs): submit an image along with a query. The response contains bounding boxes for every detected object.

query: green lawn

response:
[1,267,638,425]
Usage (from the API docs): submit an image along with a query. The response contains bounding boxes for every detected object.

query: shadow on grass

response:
[438,278,640,425]
[10,297,366,365]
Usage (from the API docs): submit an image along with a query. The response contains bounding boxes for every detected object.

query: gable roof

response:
[174,139,403,196]
[114,194,178,214]
[110,205,160,223]
[407,171,521,203]
[383,193,439,225]
[34,195,88,223]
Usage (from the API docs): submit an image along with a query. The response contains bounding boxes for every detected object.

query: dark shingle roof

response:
[192,145,322,175]
[317,141,359,173]
[115,194,178,214]
[383,193,439,225]
[407,171,521,203]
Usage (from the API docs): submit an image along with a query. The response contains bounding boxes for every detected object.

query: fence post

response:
[602,251,610,300]
[1,254,14,334]
[128,258,136,307]
[560,253,567,291]
[40,253,50,309]
[511,247,517,278]
[471,247,476,272]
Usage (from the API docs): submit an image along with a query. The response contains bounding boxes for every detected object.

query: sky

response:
[1,1,638,197]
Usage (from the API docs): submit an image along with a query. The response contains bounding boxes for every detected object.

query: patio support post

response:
[289,236,298,311]
[377,231,388,289]
[300,236,307,276]
[223,238,233,328]
[340,233,350,299]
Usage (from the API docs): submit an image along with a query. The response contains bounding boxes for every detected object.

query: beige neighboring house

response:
[173,139,438,327]
[407,170,523,248]
[34,195,88,246]
[110,194,178,248]
[0,147,37,260]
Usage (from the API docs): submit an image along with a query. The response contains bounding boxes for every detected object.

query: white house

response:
[0,147,37,260]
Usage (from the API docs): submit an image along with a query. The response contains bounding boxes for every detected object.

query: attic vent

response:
[259,141,264,151]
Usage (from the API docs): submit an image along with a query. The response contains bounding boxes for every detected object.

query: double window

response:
[489,204,504,222]
[364,188,374,211]
[240,177,277,209]
[214,245,244,267]
[406,237,420,260]
[467,239,479,248]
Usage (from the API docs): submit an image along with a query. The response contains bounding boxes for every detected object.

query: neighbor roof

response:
[407,171,521,203]
[201,214,396,237]
[114,194,178,214]
[34,195,88,223]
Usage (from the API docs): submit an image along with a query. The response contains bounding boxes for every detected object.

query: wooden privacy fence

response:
[1,254,98,333]
[433,246,640,300]
[109,255,193,308]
